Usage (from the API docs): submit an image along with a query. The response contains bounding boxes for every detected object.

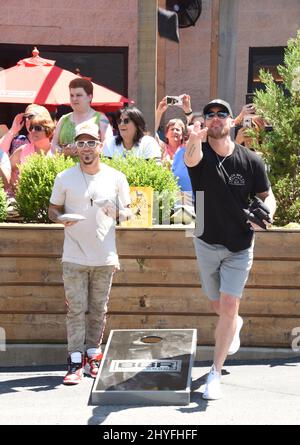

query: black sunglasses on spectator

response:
[117,117,131,125]
[205,111,230,119]
[29,125,47,132]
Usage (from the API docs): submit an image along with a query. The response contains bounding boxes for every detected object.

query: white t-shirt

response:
[103,135,162,160]
[50,163,131,267]
[0,150,11,178]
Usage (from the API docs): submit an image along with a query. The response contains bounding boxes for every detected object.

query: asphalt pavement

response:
[1,357,300,426]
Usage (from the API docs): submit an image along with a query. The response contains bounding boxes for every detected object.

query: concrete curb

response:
[1,344,299,367]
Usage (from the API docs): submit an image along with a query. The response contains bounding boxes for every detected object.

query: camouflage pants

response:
[62,262,114,355]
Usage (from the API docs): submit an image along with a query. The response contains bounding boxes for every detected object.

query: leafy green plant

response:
[14,153,180,224]
[272,173,300,226]
[0,180,8,222]
[100,155,180,224]
[251,30,300,225]
[100,155,178,193]
[15,154,75,222]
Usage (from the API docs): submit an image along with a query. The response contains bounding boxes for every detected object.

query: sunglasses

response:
[117,117,131,125]
[22,114,35,124]
[205,111,230,119]
[29,125,47,132]
[75,140,99,149]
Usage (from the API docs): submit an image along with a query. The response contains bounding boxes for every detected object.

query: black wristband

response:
[184,111,193,116]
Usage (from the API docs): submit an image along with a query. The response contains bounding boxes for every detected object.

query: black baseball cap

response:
[203,99,233,118]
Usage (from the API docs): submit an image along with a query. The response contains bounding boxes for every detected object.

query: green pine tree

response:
[252,30,300,226]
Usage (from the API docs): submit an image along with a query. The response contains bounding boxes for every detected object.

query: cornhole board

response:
[92,328,197,405]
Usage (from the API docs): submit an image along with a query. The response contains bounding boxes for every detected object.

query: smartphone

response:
[166,96,182,106]
[245,93,254,105]
[264,125,273,132]
[243,116,252,128]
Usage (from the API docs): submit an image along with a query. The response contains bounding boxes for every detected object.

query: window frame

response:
[247,46,285,94]
[0,43,128,97]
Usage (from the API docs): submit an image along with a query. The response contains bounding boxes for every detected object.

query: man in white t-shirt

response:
[48,121,131,385]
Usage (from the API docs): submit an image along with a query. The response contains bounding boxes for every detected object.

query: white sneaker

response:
[228,315,243,355]
[202,365,222,400]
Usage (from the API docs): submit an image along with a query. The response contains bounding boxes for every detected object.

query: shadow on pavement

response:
[0,365,64,395]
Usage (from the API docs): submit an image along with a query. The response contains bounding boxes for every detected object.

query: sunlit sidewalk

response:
[1,358,300,425]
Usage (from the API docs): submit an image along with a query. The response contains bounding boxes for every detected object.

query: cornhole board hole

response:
[92,328,197,406]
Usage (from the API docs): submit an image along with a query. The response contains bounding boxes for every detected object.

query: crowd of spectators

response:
[0,77,268,209]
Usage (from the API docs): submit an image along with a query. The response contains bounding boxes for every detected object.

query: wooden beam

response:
[210,0,220,98]
[137,0,158,135]
[157,0,166,105]
[218,0,239,109]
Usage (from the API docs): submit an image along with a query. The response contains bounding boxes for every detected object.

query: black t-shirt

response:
[187,142,270,252]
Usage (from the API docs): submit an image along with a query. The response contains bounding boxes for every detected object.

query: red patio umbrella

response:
[0,48,132,112]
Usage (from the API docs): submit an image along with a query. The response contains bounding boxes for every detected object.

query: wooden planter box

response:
[0,224,299,348]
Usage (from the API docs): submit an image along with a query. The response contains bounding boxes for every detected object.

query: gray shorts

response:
[193,237,254,301]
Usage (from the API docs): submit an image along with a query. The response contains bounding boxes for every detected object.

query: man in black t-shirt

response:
[184,99,276,400]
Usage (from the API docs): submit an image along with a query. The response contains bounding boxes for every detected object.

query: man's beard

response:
[207,125,229,139]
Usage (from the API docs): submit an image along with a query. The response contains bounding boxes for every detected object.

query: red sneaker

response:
[63,355,83,385]
[84,353,103,378]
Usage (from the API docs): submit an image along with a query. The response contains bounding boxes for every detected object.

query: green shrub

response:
[0,181,8,222]
[100,155,178,193]
[15,154,75,222]
[15,153,180,224]
[100,155,180,224]
[272,173,300,226]
[251,30,300,225]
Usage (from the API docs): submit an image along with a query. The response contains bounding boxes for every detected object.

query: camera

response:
[243,115,252,128]
[245,93,254,105]
[243,196,272,230]
[166,95,182,106]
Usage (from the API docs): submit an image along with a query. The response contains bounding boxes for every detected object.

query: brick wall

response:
[163,0,212,122]
[0,0,139,101]
[164,0,300,117]
[234,0,300,114]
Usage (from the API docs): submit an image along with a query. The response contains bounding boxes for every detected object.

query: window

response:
[248,47,285,95]
[0,43,128,127]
